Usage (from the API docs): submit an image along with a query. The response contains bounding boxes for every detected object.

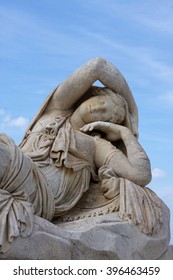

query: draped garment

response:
[0,113,97,253]
[0,87,164,252]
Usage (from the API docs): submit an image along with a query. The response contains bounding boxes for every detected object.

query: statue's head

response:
[78,86,132,131]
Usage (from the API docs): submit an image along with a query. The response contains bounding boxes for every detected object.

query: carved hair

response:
[91,86,132,131]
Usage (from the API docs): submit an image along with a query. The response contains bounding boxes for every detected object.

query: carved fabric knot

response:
[0,189,34,253]
[44,122,57,140]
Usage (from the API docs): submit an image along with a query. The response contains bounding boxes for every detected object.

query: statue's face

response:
[79,95,116,123]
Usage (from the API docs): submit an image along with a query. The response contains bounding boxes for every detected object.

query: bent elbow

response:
[92,57,106,67]
[135,169,152,187]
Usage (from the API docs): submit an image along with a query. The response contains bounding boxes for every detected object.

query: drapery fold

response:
[99,165,162,235]
[0,133,55,253]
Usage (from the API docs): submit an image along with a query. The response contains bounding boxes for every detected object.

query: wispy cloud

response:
[158,91,173,105]
[1,1,173,87]
[140,55,173,81]
[133,2,173,35]
[78,29,173,83]
[80,0,173,36]
[152,168,166,178]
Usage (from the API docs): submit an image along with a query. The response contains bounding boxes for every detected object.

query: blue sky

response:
[0,0,173,244]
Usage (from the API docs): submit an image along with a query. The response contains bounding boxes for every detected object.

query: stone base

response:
[158,245,173,260]
[0,203,171,260]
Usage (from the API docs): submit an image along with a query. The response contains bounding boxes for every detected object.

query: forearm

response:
[99,61,137,111]
[50,58,138,125]
[52,57,103,110]
[98,60,138,136]
[95,135,151,186]
[120,129,152,185]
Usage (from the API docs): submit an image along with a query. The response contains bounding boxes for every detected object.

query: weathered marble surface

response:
[0,199,171,260]
[0,57,172,259]
[159,245,173,260]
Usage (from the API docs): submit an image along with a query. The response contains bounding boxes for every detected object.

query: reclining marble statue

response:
[0,57,171,259]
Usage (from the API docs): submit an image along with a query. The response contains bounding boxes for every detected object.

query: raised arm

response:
[81,121,151,186]
[51,57,103,110]
[50,57,138,135]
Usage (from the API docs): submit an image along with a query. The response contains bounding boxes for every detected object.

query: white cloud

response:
[152,168,166,178]
[0,109,29,128]
[4,116,29,127]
